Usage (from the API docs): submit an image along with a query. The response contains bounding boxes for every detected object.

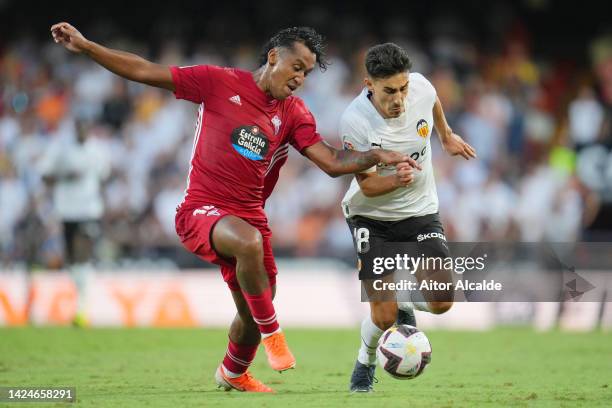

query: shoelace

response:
[354,365,378,386]
[268,334,281,348]
[239,372,253,382]
[237,372,265,389]
[267,334,289,354]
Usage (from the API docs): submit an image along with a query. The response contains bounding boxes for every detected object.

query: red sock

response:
[242,287,280,334]
[222,339,258,375]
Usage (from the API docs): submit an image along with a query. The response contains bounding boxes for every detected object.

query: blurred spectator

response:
[0,159,27,261]
[569,85,604,148]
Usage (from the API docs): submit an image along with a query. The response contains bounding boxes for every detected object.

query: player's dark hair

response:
[259,27,328,71]
[365,43,412,79]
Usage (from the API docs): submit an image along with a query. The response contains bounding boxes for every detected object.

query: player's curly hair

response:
[259,27,328,71]
[365,43,412,79]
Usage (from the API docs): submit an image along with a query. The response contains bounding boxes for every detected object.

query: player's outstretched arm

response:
[433,96,476,160]
[50,22,174,91]
[303,141,420,178]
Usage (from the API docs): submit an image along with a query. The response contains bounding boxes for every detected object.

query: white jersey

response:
[341,73,438,221]
[38,137,110,221]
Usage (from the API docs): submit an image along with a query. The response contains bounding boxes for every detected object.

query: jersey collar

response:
[242,70,279,108]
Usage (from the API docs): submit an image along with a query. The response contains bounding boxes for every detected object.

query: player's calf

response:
[415,286,454,314]
[428,300,453,314]
[229,293,263,344]
[414,262,454,315]
[228,283,294,372]
[403,299,454,315]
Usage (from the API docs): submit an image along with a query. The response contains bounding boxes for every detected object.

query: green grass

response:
[0,327,610,407]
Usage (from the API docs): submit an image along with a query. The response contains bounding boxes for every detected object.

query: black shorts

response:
[63,220,101,264]
[346,213,450,280]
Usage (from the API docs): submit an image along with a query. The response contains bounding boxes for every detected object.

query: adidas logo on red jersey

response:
[229,95,242,105]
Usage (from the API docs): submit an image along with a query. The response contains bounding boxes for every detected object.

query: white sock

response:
[221,364,242,378]
[357,316,384,366]
[261,327,281,339]
[70,262,92,314]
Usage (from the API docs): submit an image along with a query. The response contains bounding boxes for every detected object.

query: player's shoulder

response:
[409,72,431,86]
[283,96,316,121]
[174,64,238,81]
[409,72,436,98]
[215,65,244,81]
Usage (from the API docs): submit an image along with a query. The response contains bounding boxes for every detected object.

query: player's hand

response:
[50,22,89,53]
[376,150,422,171]
[393,163,414,187]
[442,133,477,160]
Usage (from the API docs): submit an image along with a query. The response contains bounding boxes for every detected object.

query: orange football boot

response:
[215,365,274,393]
[262,331,296,372]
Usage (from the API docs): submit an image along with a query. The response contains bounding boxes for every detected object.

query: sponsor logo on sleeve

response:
[231,126,270,161]
[343,138,355,151]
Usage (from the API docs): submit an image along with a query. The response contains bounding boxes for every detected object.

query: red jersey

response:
[170,65,322,220]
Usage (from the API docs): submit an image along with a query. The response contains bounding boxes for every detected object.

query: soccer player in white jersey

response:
[39,121,111,327]
[342,43,476,392]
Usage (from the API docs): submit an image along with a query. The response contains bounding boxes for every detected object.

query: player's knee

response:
[428,301,453,314]
[372,308,397,330]
[241,315,259,332]
[231,315,260,343]
[236,305,255,324]
[235,229,264,257]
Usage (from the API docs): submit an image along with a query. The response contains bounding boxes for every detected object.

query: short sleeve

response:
[340,114,370,152]
[409,72,437,105]
[289,100,323,153]
[170,65,214,104]
[339,114,376,173]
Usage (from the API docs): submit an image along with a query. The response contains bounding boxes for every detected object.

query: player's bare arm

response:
[303,141,420,178]
[433,96,476,160]
[50,22,174,91]
[355,162,414,197]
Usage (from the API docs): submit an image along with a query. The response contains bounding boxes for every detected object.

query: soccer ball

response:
[376,325,432,379]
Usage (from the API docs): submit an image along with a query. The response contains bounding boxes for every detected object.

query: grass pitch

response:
[0,327,610,407]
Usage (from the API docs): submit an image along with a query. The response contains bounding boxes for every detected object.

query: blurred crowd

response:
[2,11,612,270]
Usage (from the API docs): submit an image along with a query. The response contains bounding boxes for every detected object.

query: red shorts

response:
[175,204,277,291]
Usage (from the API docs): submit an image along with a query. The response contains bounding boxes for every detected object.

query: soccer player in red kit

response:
[51,23,417,392]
